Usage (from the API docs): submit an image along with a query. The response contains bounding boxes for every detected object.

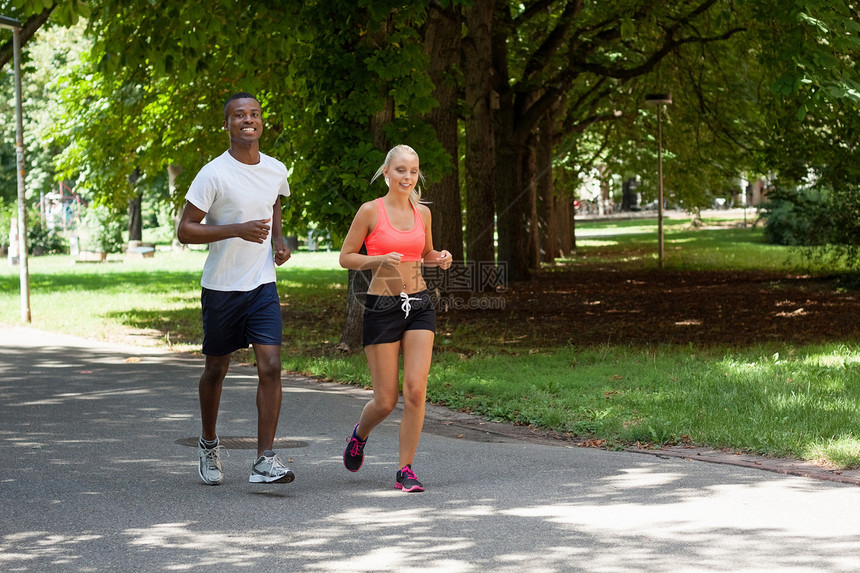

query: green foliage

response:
[0,19,89,207]
[572,0,860,227]
[750,0,860,249]
[752,0,860,109]
[49,1,449,243]
[592,2,766,209]
[760,187,833,246]
[27,217,67,255]
[280,0,447,238]
[760,185,860,271]
[0,144,15,205]
[0,0,88,26]
[762,189,830,246]
[77,205,123,253]
[0,201,68,256]
[2,0,858,274]
[52,2,301,218]
[829,186,860,249]
[0,197,13,249]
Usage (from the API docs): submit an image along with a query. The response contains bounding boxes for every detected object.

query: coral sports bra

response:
[364,198,426,262]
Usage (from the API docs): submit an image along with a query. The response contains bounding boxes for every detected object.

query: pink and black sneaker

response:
[395,464,425,492]
[343,424,366,472]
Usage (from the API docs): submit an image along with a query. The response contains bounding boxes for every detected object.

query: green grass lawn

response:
[573,217,818,271]
[3,218,860,468]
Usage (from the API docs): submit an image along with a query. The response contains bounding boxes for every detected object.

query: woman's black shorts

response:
[363,290,436,346]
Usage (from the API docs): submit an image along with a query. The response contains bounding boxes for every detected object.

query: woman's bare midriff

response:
[368,261,426,295]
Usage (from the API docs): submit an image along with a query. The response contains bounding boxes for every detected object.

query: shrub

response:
[28,219,68,255]
[761,185,860,271]
[78,206,124,254]
[760,187,833,246]
[0,199,13,250]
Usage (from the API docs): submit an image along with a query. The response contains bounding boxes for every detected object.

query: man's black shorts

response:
[201,282,282,356]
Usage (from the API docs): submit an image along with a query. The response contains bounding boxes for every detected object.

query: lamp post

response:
[1,15,29,322]
[645,93,672,269]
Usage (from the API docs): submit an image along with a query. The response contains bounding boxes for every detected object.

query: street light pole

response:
[1,15,29,322]
[645,93,672,270]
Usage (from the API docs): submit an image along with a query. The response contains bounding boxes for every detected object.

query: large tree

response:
[51,1,451,349]
[279,1,449,349]
[752,0,860,267]
[462,0,497,268]
[481,0,750,280]
[0,1,89,68]
[422,0,464,264]
[0,1,89,222]
[0,10,92,257]
[11,0,860,335]
[53,2,297,212]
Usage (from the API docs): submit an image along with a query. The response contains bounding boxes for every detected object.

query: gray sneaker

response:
[198,440,226,485]
[249,450,295,484]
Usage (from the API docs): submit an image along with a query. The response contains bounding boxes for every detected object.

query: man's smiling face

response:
[223,97,263,145]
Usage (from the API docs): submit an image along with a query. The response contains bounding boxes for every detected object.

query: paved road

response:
[2,326,859,572]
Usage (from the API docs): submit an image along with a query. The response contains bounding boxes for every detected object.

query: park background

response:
[0,1,859,469]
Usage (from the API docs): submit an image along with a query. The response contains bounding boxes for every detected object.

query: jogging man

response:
[177,92,294,486]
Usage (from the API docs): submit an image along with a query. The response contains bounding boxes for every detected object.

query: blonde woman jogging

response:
[338,144,452,492]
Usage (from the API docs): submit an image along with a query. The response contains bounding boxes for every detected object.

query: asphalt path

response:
[2,326,859,572]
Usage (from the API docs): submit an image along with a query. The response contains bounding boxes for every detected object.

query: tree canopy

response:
[1,0,858,274]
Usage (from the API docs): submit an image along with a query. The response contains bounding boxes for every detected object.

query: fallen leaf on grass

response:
[578,439,606,448]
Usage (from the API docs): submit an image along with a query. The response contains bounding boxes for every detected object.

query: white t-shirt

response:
[185,150,291,291]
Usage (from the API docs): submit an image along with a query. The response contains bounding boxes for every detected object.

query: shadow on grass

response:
[104,306,204,345]
[670,227,768,246]
[578,226,767,250]
[92,267,347,348]
[2,270,203,295]
[1,265,346,294]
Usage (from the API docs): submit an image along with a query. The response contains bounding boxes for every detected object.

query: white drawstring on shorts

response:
[400,291,421,318]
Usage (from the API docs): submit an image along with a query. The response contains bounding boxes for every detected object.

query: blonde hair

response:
[370,144,426,207]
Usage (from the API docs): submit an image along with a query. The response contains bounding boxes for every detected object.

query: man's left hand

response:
[274,239,292,266]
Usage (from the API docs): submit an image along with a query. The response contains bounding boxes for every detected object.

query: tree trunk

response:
[555,165,575,256]
[128,193,143,242]
[463,0,496,273]
[168,164,184,250]
[338,253,373,353]
[424,0,463,264]
[339,24,395,352]
[493,75,531,281]
[538,113,557,263]
[491,3,530,282]
[599,164,612,215]
[556,196,573,256]
[524,135,540,268]
[494,133,531,282]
